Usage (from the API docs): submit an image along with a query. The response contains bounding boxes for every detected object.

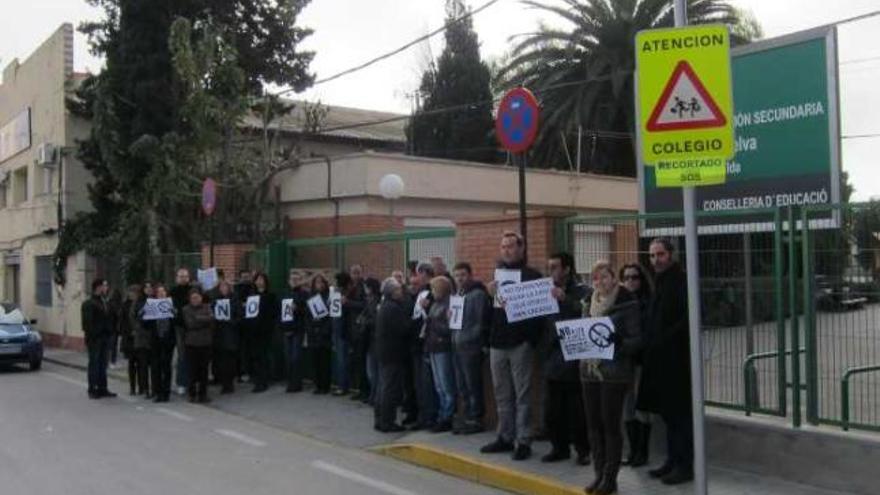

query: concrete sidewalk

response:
[44,348,855,495]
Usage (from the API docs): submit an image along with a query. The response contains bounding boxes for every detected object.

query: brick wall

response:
[455,212,568,282]
[200,243,255,279]
[287,214,402,239]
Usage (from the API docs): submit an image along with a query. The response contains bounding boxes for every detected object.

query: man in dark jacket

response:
[638,238,693,485]
[451,262,490,434]
[481,231,544,461]
[407,262,438,430]
[345,264,370,401]
[373,278,410,432]
[81,278,117,399]
[541,252,590,464]
[280,270,309,393]
[170,268,193,396]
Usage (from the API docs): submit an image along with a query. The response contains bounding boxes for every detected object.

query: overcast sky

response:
[2,0,878,199]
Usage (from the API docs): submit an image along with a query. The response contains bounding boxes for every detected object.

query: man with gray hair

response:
[373,277,409,432]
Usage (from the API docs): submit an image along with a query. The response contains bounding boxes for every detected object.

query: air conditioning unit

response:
[36,143,57,167]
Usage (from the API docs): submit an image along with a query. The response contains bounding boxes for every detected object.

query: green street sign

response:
[640,26,841,232]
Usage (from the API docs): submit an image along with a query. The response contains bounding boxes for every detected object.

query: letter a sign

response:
[636,25,734,187]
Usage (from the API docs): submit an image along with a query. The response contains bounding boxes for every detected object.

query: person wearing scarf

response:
[580,261,643,495]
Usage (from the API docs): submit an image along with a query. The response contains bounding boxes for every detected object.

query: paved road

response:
[0,363,502,495]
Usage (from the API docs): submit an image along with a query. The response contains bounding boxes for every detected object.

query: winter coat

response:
[424,298,452,354]
[81,296,114,344]
[241,291,279,343]
[182,304,214,348]
[451,280,491,352]
[637,263,691,415]
[130,299,152,350]
[306,291,333,349]
[356,296,380,350]
[212,296,240,352]
[279,287,310,336]
[170,284,191,327]
[344,282,367,342]
[541,276,588,382]
[490,261,545,349]
[374,298,411,364]
[579,287,643,384]
[119,299,135,355]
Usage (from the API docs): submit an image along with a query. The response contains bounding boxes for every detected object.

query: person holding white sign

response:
[539,252,591,466]
[280,270,310,393]
[481,231,545,461]
[145,284,175,403]
[211,280,240,394]
[450,262,491,435]
[580,261,643,495]
[306,274,334,394]
[242,272,278,393]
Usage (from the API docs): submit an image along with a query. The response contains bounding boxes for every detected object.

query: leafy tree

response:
[408,0,497,163]
[55,0,315,283]
[496,0,759,175]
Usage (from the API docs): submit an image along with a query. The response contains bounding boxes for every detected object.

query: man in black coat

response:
[373,278,410,432]
[170,268,193,395]
[481,231,544,461]
[81,278,117,399]
[637,238,693,485]
[540,252,590,465]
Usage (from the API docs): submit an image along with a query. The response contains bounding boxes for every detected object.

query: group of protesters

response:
[80,231,694,494]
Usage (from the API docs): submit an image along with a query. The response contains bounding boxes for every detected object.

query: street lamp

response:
[379,173,405,272]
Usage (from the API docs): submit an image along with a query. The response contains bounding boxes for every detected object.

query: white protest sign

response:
[245,295,261,319]
[308,294,329,319]
[142,298,174,321]
[281,298,295,323]
[497,278,559,323]
[449,295,465,330]
[555,317,615,361]
[214,299,231,321]
[197,267,218,291]
[329,288,343,318]
[494,269,521,307]
[412,290,430,320]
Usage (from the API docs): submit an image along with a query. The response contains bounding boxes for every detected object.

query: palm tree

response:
[497,0,758,176]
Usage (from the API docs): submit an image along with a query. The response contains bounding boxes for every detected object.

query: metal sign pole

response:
[518,152,528,261]
[673,2,708,495]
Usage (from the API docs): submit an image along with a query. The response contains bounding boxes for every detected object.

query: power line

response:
[273,0,503,96]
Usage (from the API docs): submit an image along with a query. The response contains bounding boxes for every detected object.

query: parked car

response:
[0,302,43,371]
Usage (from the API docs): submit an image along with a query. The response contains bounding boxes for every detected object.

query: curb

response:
[44,355,128,382]
[372,443,582,495]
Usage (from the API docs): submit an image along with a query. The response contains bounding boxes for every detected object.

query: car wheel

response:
[29,359,42,371]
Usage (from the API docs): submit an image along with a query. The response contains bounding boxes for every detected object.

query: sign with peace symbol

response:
[588,321,614,349]
[495,87,540,153]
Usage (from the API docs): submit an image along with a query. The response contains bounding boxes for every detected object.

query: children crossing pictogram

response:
[646,60,726,132]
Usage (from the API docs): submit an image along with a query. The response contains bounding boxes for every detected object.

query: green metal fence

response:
[802,203,880,432]
[562,207,789,419]
[564,203,880,433]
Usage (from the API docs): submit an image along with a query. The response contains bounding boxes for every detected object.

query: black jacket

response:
[81,295,113,344]
[490,261,545,349]
[212,296,240,351]
[356,296,380,349]
[452,280,491,351]
[170,284,191,328]
[424,298,452,354]
[343,282,367,341]
[242,291,279,342]
[541,276,588,382]
[306,290,333,349]
[375,298,411,364]
[279,287,310,336]
[637,263,691,415]
[580,288,643,384]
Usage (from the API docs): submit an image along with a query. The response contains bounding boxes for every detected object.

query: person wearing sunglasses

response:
[618,263,654,469]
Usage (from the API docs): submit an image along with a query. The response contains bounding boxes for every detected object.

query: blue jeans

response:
[453,347,484,422]
[331,318,349,391]
[285,332,304,388]
[87,337,109,393]
[430,352,458,423]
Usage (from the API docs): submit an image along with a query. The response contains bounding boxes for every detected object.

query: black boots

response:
[623,421,651,467]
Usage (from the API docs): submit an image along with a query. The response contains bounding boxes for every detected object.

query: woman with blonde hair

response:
[581,261,643,495]
[425,276,457,433]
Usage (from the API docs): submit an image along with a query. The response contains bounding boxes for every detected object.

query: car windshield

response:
[0,309,26,325]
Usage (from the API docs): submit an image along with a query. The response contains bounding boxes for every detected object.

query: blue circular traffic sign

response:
[495,87,540,153]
